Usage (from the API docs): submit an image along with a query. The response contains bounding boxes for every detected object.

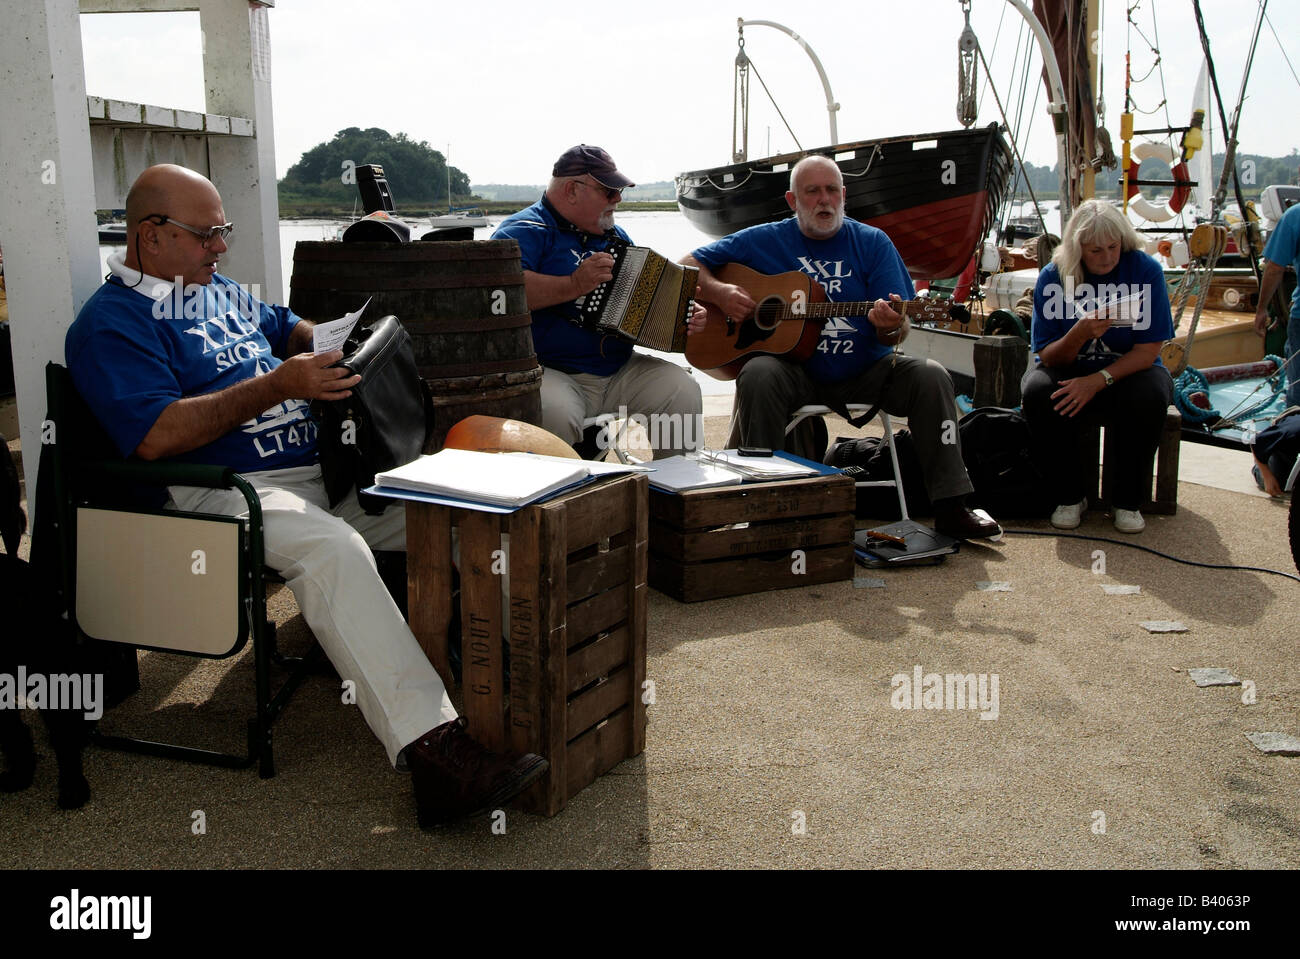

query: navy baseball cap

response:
[552,144,635,190]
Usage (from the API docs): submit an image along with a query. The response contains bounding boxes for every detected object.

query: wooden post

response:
[405,503,453,684]
[459,510,505,751]
[973,335,1030,409]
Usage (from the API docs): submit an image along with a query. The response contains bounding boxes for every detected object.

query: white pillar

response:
[200,0,282,302]
[0,0,101,506]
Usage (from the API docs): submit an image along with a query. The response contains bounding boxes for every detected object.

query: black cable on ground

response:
[1000,527,1300,583]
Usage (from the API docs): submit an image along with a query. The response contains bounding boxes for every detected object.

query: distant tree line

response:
[473,181,679,202]
[280,128,472,207]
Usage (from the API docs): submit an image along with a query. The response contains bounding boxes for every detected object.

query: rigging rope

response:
[958,29,979,127]
[1169,225,1229,376]
[1262,5,1300,92]
[733,41,749,163]
[1097,0,1107,118]
[1149,1,1176,140]
[1213,353,1291,427]
[976,40,1048,236]
[1175,353,1291,429]
[957,1,978,127]
[747,58,802,153]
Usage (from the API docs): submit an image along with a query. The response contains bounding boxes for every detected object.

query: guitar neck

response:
[787,300,917,320]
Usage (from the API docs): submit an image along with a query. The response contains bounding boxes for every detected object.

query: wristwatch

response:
[1099,368,1114,387]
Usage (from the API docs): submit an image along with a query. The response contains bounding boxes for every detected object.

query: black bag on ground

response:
[825,428,932,519]
[313,315,431,514]
[958,406,1055,517]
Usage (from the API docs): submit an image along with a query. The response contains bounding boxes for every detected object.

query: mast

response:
[1081,0,1100,200]
[1210,2,1266,217]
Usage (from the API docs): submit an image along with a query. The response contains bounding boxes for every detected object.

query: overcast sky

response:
[80,0,1300,188]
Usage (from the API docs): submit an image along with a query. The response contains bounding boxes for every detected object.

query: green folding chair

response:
[43,362,319,777]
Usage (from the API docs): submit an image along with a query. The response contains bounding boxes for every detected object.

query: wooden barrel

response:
[289,240,541,451]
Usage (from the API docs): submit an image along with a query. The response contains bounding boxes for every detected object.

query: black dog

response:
[0,436,91,809]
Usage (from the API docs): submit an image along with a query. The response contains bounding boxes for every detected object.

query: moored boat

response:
[676,124,1014,281]
[427,207,488,230]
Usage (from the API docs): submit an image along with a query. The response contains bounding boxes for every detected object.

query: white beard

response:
[797,205,844,240]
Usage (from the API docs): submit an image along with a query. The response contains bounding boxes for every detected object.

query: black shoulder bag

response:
[312,315,432,514]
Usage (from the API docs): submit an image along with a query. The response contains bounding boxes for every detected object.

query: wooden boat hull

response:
[675,124,1013,280]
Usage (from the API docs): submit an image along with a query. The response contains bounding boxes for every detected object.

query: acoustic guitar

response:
[685,263,970,380]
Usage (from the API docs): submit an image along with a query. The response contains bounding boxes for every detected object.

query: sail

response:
[1189,60,1216,215]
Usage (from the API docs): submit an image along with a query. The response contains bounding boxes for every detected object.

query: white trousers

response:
[169,465,456,768]
[540,353,703,457]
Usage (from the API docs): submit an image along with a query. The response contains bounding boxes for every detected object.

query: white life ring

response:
[1125,141,1192,223]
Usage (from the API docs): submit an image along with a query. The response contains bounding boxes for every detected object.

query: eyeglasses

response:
[144,214,234,248]
[574,179,624,202]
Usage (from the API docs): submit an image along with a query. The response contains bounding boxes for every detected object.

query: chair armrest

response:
[79,460,264,535]
[82,459,235,490]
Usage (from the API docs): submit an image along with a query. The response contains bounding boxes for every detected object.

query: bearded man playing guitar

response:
[680,154,1001,540]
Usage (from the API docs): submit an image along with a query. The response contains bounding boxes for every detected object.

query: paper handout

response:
[313,297,371,354]
[1078,291,1142,327]
[373,449,592,509]
[701,450,822,479]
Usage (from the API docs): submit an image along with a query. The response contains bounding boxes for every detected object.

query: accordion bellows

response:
[579,241,698,353]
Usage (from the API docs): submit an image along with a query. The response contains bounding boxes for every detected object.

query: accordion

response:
[578,241,698,353]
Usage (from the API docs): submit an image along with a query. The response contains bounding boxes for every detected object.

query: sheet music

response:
[313,297,370,354]
[701,450,821,479]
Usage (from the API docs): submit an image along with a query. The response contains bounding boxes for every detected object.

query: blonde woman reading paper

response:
[1021,199,1175,533]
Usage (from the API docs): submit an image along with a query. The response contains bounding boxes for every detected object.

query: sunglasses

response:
[144,214,234,248]
[574,179,624,202]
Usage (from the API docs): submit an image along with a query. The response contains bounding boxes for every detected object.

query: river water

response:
[101,209,736,396]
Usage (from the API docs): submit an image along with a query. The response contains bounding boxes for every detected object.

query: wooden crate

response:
[1081,405,1182,515]
[649,473,856,602]
[405,472,648,817]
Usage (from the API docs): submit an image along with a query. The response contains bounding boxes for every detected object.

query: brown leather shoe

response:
[933,498,1003,540]
[406,717,548,828]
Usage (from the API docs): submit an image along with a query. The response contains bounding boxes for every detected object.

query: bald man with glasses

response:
[492,144,703,457]
[65,164,548,827]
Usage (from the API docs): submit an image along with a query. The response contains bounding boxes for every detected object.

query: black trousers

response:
[1020,363,1174,511]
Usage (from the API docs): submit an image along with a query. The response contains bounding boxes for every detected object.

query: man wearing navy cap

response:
[492,145,702,457]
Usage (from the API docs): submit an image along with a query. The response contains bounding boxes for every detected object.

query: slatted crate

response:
[406,472,648,817]
[648,473,856,602]
[1081,404,1182,515]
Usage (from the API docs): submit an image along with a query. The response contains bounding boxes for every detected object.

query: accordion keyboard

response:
[580,242,696,353]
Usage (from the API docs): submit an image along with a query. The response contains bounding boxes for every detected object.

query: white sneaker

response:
[1050,499,1087,529]
[1113,508,1145,533]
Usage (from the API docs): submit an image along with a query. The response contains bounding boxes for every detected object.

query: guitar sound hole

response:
[754,297,783,331]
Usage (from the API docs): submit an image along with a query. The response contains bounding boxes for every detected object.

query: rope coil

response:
[1174,354,1288,428]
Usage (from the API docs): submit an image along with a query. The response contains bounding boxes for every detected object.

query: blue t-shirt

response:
[690,217,915,384]
[65,272,318,473]
[491,197,634,376]
[1262,203,1300,321]
[1031,249,1174,372]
